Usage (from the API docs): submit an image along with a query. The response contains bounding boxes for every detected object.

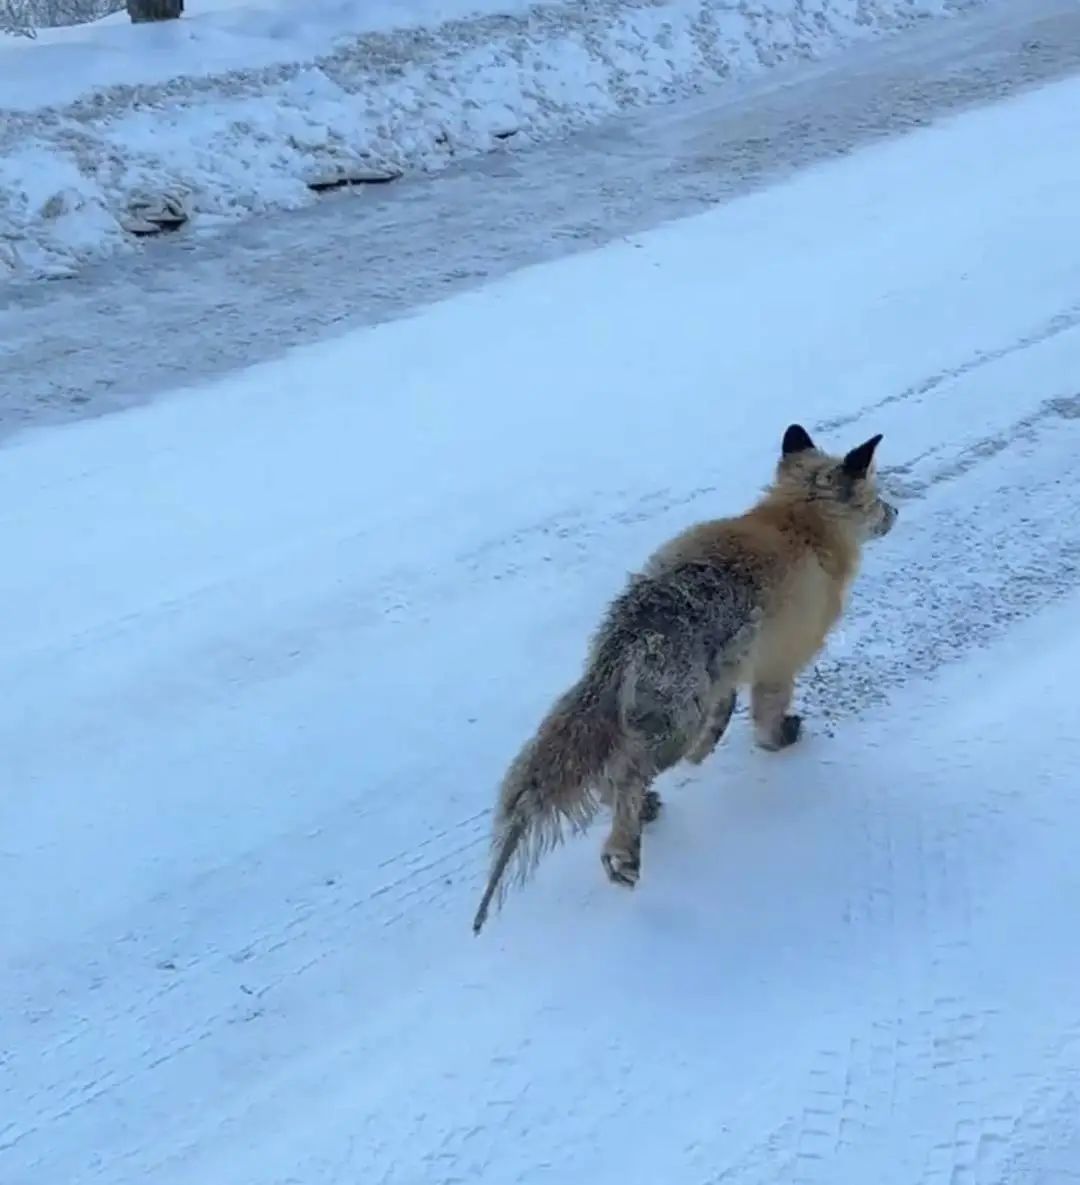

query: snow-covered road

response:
[5,19,1080,1185]
[1,0,1078,438]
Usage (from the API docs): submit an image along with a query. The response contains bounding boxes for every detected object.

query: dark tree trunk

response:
[126,0,184,21]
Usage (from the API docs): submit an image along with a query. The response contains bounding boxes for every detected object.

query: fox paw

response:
[639,790,663,824]
[602,840,641,888]
[779,713,802,747]
[758,713,803,751]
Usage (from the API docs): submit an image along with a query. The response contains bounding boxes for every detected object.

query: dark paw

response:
[757,713,803,751]
[778,713,802,747]
[639,790,663,824]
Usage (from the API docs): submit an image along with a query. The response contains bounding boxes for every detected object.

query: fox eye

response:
[834,466,862,500]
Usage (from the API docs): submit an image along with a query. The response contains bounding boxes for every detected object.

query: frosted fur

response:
[473,425,897,933]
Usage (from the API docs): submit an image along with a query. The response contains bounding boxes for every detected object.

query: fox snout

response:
[874,499,898,538]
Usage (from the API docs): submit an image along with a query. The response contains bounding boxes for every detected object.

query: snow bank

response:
[2,0,989,280]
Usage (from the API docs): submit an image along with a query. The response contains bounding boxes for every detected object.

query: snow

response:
[2,0,1075,439]
[6,63,1080,1181]
[0,0,993,280]
[1,0,569,95]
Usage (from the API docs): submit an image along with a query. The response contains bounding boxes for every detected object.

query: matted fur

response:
[472,424,896,934]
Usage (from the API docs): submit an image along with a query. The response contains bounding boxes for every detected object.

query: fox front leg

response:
[751,679,802,750]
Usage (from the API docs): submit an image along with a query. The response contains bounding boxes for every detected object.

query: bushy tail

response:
[472,664,621,934]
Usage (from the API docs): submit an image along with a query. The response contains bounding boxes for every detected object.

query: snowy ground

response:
[1,0,999,279]
[5,35,1080,1180]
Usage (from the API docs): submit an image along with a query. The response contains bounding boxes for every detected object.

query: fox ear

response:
[782,424,815,456]
[842,433,884,478]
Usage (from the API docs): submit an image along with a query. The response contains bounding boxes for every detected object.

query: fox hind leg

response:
[684,688,737,765]
[615,700,692,832]
[639,788,663,824]
[599,779,662,826]
[600,755,655,888]
[752,679,802,750]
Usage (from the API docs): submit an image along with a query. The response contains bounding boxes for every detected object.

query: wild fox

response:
[472,424,896,934]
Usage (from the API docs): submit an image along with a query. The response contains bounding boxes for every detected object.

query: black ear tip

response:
[782,424,815,456]
[843,432,884,475]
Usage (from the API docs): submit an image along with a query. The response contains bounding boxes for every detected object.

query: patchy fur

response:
[472,424,896,934]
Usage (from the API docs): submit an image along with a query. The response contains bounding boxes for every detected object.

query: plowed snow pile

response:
[1,0,989,280]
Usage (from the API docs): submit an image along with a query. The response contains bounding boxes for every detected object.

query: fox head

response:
[773,423,897,541]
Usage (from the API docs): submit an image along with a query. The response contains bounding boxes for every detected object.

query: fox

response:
[472,423,897,935]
